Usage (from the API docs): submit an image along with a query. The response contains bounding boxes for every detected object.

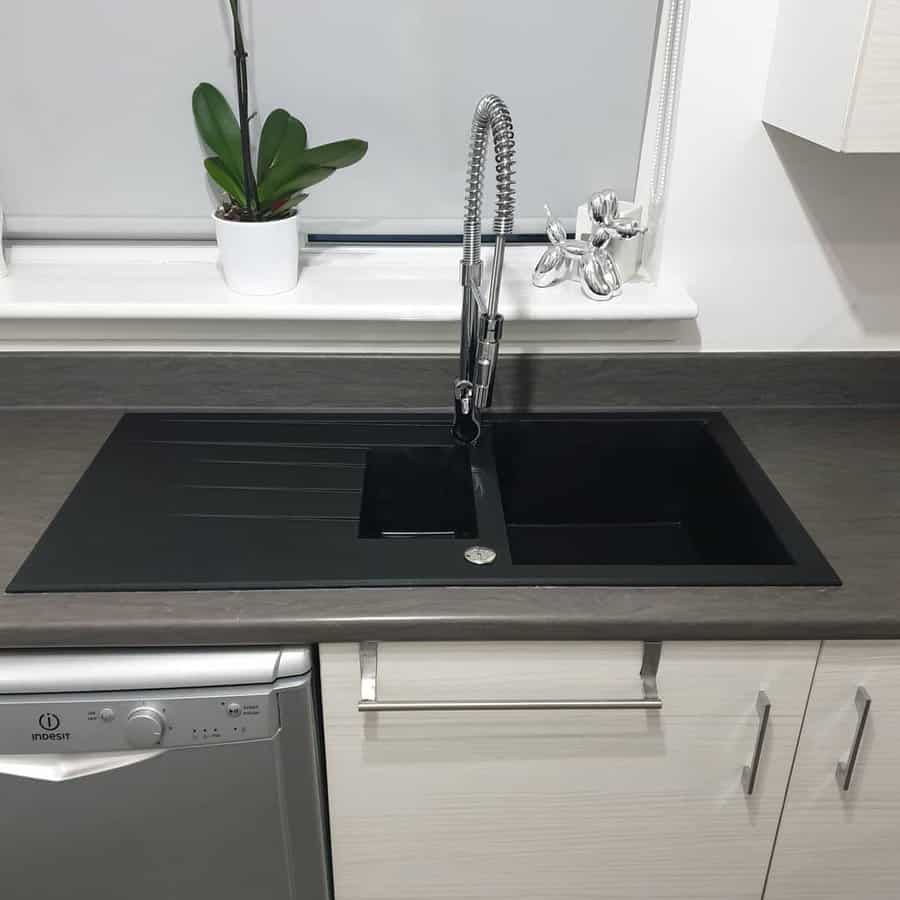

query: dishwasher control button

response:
[99,707,116,723]
[125,707,167,748]
[226,703,243,718]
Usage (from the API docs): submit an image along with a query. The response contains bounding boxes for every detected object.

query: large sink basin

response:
[9,412,839,592]
[493,417,795,568]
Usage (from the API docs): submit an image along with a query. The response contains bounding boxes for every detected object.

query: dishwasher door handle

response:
[0,750,166,783]
[357,641,663,712]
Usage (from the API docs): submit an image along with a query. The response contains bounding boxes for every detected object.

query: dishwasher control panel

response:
[0,682,284,754]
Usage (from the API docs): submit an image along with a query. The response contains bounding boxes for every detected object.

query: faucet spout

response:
[452,94,516,445]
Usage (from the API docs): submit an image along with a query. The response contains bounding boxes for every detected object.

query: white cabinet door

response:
[764,0,900,152]
[765,641,900,900]
[320,641,818,900]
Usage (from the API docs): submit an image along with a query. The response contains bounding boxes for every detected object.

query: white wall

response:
[661,0,900,351]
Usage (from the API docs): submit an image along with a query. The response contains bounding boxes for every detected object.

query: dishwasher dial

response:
[125,706,167,748]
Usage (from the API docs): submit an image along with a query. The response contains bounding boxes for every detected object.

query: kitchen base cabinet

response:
[320,641,818,900]
[765,641,900,900]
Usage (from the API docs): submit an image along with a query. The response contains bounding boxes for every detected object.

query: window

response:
[1,1,661,239]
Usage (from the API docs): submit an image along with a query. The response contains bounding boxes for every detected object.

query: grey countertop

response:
[1,406,898,647]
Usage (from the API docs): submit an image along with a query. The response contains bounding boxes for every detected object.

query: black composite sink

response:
[8,412,839,592]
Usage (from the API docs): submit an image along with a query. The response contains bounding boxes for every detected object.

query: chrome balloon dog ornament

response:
[532,190,645,300]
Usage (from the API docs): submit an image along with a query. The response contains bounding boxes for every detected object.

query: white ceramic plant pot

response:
[213,211,300,295]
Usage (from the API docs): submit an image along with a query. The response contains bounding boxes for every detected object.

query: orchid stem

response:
[228,0,259,217]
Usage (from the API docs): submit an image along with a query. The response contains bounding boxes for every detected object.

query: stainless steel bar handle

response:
[835,686,872,791]
[741,690,771,795]
[357,641,663,712]
[0,750,165,783]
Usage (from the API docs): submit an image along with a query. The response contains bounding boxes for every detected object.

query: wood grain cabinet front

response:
[765,641,900,899]
[320,641,818,900]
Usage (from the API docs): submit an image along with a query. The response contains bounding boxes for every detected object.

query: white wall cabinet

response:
[765,641,900,899]
[764,0,900,152]
[320,641,818,900]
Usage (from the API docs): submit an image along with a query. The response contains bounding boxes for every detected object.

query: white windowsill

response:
[0,242,698,353]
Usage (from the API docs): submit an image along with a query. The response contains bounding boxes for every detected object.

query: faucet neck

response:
[453,95,516,445]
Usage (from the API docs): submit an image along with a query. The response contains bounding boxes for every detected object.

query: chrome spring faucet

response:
[451,94,516,445]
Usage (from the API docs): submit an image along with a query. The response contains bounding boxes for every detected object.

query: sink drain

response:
[464,546,497,566]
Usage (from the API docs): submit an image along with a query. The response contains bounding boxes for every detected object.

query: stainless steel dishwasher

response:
[0,646,331,900]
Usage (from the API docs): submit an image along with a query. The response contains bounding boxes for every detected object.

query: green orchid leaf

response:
[204,156,247,207]
[280,116,310,162]
[301,139,368,170]
[260,192,309,218]
[258,164,334,206]
[270,191,310,211]
[258,109,290,178]
[192,83,244,184]
[258,110,308,179]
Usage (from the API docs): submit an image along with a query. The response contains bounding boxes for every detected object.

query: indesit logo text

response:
[32,712,71,742]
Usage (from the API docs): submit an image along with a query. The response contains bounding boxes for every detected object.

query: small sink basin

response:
[359,446,476,539]
[491,415,834,581]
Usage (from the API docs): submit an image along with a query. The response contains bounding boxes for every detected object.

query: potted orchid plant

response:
[193,0,367,294]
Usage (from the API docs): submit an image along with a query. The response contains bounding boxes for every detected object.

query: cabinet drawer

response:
[321,641,817,900]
